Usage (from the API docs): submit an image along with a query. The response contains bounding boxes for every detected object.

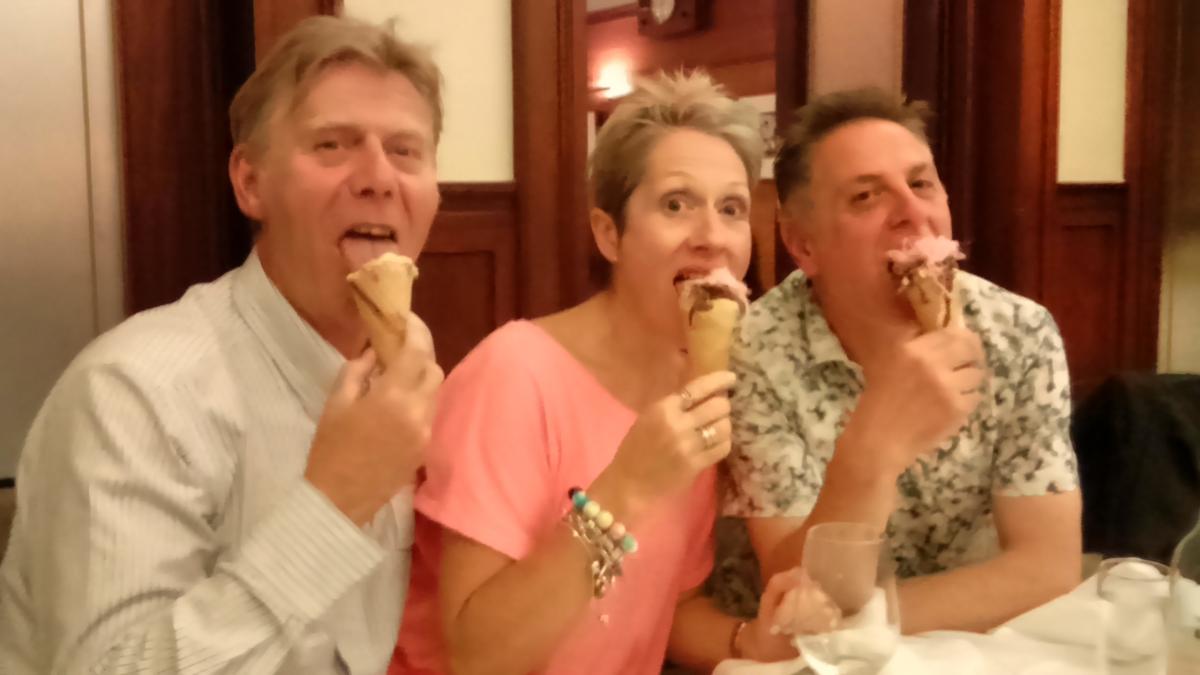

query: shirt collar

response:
[232,249,344,421]
[781,271,853,370]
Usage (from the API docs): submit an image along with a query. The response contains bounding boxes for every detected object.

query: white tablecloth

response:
[714,575,1163,675]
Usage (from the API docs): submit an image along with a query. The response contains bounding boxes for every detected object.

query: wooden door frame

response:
[511,0,591,316]
[253,0,342,61]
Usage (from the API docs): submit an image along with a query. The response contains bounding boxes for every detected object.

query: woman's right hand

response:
[590,370,736,524]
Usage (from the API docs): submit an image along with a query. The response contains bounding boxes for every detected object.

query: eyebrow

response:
[657,172,750,192]
[305,121,428,143]
[843,162,935,187]
[906,162,934,178]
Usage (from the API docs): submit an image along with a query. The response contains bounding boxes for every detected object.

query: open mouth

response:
[344,223,397,242]
[673,268,711,292]
[340,223,401,271]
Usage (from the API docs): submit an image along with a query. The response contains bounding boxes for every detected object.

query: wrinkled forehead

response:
[265,61,435,146]
[640,128,750,189]
[809,119,935,191]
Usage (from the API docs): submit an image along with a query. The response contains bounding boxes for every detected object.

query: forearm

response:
[446,520,605,675]
[897,547,1081,634]
[56,484,383,674]
[667,593,740,672]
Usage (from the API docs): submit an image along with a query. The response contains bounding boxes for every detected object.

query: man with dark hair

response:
[723,87,1082,633]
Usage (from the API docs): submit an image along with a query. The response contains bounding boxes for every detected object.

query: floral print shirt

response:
[722,270,1080,581]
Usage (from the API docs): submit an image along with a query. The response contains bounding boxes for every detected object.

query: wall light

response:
[595,59,633,99]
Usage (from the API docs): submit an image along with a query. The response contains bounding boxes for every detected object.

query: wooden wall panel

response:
[1045,185,1128,398]
[416,184,518,370]
[114,0,256,313]
[254,0,343,60]
[903,0,977,254]
[774,0,809,130]
[513,0,592,315]
[586,0,776,98]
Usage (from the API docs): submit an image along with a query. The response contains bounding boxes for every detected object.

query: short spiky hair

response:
[589,70,764,230]
[774,88,931,204]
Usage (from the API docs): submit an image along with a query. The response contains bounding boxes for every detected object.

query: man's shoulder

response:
[67,276,237,393]
[960,273,1059,341]
[959,272,1064,374]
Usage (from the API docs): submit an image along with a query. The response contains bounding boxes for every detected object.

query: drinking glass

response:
[793,522,900,675]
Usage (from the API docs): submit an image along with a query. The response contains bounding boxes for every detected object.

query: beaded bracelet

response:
[566,487,638,597]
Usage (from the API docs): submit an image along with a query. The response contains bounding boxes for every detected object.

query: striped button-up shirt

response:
[0,252,414,674]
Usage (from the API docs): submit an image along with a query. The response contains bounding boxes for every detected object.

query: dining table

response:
[713,568,1172,675]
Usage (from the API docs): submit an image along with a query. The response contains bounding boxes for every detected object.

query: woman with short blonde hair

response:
[393,71,815,675]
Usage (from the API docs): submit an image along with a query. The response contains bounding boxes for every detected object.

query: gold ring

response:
[698,424,718,449]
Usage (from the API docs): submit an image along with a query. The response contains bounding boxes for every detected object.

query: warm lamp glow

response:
[595,60,633,99]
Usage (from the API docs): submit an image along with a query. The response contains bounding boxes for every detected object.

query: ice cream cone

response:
[887,236,965,334]
[685,297,742,378]
[346,253,418,366]
[677,268,749,379]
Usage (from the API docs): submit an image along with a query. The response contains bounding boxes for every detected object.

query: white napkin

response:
[795,590,898,675]
[712,590,899,675]
[995,574,1104,648]
[999,560,1167,664]
[714,569,1150,675]
[712,634,1092,675]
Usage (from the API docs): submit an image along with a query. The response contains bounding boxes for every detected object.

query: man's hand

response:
[847,326,986,478]
[305,314,443,525]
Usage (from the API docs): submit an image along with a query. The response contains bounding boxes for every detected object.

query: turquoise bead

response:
[572,491,589,510]
[621,534,638,554]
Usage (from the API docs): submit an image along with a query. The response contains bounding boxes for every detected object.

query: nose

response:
[348,138,395,200]
[688,205,724,250]
[890,184,934,238]
[684,204,736,265]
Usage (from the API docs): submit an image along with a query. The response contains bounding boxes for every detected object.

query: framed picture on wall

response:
[740,93,780,179]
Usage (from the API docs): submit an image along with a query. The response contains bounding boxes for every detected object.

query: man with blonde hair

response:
[724,87,1082,634]
[0,16,444,674]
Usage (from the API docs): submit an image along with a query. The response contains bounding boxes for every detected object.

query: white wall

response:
[1160,229,1200,373]
[586,0,632,11]
[0,0,124,477]
[343,0,514,182]
[1058,0,1127,183]
[809,0,905,97]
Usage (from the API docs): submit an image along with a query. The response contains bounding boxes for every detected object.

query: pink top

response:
[391,321,717,675]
